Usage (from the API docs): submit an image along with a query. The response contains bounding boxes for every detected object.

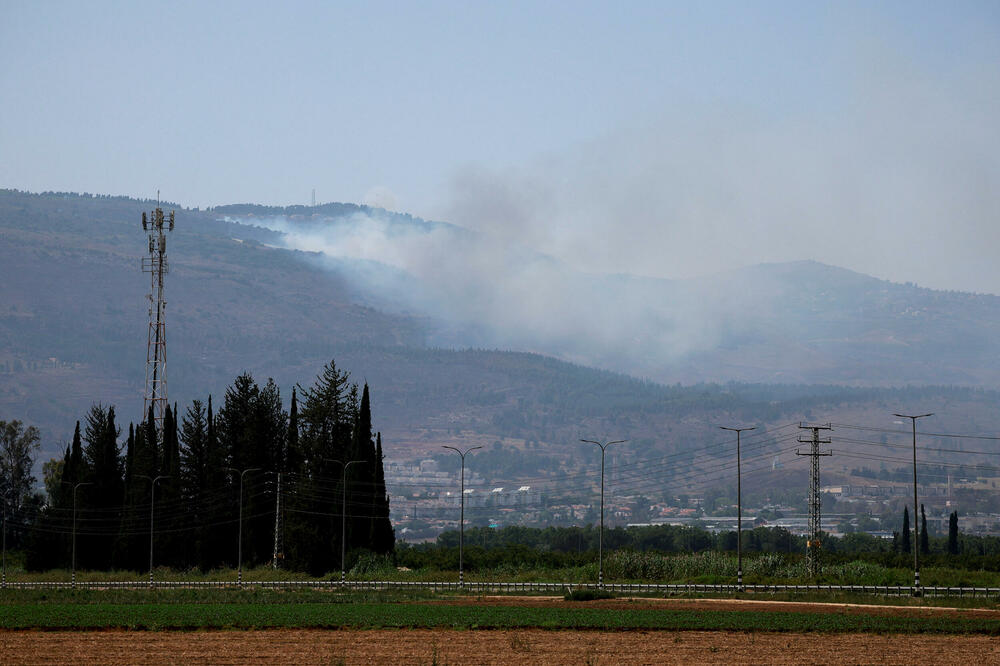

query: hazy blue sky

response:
[2,1,998,291]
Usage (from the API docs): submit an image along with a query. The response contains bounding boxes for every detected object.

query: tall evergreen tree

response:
[350,383,375,549]
[63,421,85,495]
[371,432,395,554]
[119,409,160,571]
[81,404,122,569]
[900,506,911,554]
[123,423,135,497]
[158,404,183,566]
[948,511,959,555]
[920,504,930,555]
[112,423,136,568]
[202,395,229,569]
[215,374,286,568]
[285,388,301,474]
[289,360,355,574]
[179,399,208,567]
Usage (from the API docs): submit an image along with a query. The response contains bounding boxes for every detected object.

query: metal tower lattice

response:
[141,205,174,435]
[796,423,832,577]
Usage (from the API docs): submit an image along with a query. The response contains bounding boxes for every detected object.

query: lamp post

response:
[2,500,6,589]
[61,481,92,588]
[720,426,755,591]
[894,412,933,593]
[324,458,366,584]
[137,474,169,588]
[224,467,260,586]
[580,439,626,588]
[442,445,482,586]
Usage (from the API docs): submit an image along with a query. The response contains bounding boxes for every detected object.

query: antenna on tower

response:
[141,198,175,436]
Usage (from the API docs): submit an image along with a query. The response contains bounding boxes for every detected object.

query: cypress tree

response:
[123,424,134,496]
[144,405,158,477]
[123,410,160,571]
[350,383,374,550]
[158,404,182,566]
[371,432,394,554]
[67,421,84,489]
[900,506,911,554]
[948,511,959,555]
[920,504,930,555]
[249,378,285,565]
[82,404,122,569]
[215,374,286,567]
[285,388,300,473]
[26,430,79,571]
[202,395,229,569]
[179,399,208,567]
[112,423,136,569]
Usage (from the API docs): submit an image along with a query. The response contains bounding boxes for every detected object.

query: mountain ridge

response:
[3,189,1000,468]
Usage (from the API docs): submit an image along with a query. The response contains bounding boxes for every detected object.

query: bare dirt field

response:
[2,628,999,665]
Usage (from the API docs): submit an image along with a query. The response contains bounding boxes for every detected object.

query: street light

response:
[61,481,92,588]
[580,438,626,588]
[894,412,933,593]
[1,500,7,589]
[137,474,169,588]
[224,467,260,586]
[442,445,482,586]
[323,458,366,584]
[720,426,755,591]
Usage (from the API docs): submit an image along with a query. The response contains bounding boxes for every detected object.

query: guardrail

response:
[2,580,998,597]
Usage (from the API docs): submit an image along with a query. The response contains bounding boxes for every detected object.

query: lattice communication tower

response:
[141,204,174,435]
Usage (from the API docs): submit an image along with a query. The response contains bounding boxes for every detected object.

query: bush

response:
[564,588,615,601]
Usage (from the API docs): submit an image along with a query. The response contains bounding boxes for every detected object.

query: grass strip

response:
[1,603,998,634]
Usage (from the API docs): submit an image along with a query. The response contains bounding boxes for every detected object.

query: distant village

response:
[386,459,1000,542]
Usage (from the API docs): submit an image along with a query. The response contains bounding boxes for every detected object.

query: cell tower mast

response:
[141,199,174,435]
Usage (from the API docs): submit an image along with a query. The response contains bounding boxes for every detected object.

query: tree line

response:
[17,359,393,575]
[401,521,1000,573]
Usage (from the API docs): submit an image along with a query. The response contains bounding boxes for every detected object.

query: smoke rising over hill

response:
[236,211,1000,387]
[437,51,1000,297]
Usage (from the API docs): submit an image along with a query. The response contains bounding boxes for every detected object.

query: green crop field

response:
[0,599,998,634]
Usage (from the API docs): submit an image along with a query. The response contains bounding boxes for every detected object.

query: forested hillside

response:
[2,190,1000,483]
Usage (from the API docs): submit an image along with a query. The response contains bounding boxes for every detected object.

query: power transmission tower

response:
[797,423,832,577]
[141,200,174,435]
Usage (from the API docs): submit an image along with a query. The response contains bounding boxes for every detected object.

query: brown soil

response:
[3,628,999,665]
[431,594,1000,619]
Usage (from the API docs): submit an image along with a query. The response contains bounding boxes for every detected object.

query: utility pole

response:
[137,474,169,588]
[1,501,6,589]
[323,459,366,584]
[894,412,933,594]
[224,467,260,586]
[580,439,627,588]
[272,472,282,570]
[442,446,482,587]
[61,481,92,588]
[796,423,832,577]
[720,426,755,591]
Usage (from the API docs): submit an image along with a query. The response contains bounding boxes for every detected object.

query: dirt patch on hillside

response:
[3,629,999,664]
[430,594,1000,619]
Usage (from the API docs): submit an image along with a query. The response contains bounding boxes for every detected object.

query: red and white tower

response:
[141,204,174,435]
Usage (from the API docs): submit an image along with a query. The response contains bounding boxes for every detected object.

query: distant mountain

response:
[219,203,1000,388]
[2,190,1000,472]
